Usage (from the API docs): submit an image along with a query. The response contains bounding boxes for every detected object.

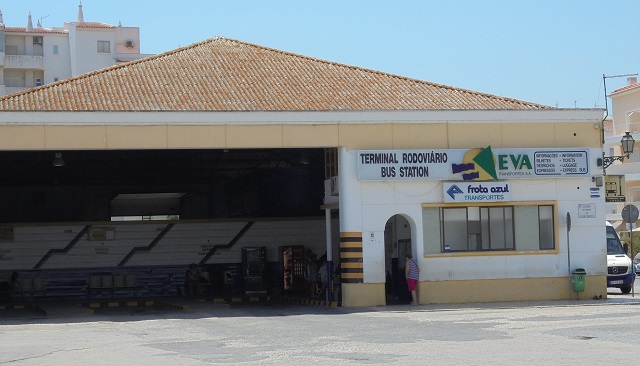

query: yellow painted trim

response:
[418,275,607,304]
[341,262,364,268]
[340,232,362,238]
[340,252,364,259]
[341,273,364,279]
[340,241,363,248]
[341,283,385,307]
[421,200,557,208]
[127,301,138,307]
[108,302,119,307]
[424,249,559,258]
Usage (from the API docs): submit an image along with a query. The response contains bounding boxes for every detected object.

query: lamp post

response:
[602,131,635,170]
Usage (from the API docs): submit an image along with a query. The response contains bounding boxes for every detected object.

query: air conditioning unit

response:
[125,40,134,48]
[33,37,43,45]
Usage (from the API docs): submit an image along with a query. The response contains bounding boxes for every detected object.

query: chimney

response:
[78,1,84,23]
[628,76,638,85]
[27,12,33,32]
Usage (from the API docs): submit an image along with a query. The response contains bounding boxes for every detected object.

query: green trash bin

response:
[571,268,586,292]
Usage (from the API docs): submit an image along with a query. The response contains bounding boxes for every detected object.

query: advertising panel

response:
[357,146,590,181]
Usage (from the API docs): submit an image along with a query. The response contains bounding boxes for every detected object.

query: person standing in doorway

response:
[405,254,419,305]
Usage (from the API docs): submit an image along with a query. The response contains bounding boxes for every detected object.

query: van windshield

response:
[606,226,626,255]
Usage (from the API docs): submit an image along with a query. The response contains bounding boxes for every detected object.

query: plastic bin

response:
[571,268,586,292]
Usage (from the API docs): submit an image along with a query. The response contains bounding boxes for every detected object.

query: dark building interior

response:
[0,148,328,223]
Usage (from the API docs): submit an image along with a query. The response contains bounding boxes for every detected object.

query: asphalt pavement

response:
[1,287,640,366]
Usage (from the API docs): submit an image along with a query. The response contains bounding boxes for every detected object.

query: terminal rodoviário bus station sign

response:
[357,146,590,202]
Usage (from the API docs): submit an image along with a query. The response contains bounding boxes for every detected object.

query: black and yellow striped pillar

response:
[340,232,363,283]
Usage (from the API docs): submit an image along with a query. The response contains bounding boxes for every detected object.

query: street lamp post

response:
[601,131,635,170]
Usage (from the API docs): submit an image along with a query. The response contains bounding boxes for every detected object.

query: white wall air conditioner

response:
[330,176,339,196]
[125,40,134,48]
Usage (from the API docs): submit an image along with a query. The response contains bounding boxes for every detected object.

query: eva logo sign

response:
[443,182,511,203]
[357,147,590,181]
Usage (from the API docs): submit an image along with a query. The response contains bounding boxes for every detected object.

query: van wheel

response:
[621,286,632,294]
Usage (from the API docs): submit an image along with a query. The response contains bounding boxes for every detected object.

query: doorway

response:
[384,214,412,305]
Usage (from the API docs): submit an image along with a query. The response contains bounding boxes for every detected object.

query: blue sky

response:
[1,0,638,109]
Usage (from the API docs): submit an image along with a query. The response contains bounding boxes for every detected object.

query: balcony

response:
[3,55,44,70]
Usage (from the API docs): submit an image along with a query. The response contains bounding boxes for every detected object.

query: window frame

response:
[425,202,556,254]
[97,40,111,54]
[441,205,516,252]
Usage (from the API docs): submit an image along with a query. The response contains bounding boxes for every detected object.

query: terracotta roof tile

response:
[611,82,640,95]
[0,36,552,111]
[73,22,114,29]
[4,26,67,34]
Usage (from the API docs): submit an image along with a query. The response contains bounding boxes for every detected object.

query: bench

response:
[17,277,46,299]
[88,274,137,298]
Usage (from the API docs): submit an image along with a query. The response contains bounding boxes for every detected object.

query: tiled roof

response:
[4,26,67,34]
[0,36,552,111]
[611,82,640,95]
[73,22,114,29]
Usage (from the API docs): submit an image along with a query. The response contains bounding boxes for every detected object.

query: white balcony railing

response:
[3,55,44,70]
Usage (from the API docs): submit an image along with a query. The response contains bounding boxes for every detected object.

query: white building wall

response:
[342,147,606,286]
[72,27,116,76]
[42,33,72,83]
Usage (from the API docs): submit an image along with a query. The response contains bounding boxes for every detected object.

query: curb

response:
[274,296,340,307]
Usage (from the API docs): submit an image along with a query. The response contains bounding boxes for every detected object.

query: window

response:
[54,78,59,82]
[441,206,514,251]
[53,45,59,54]
[424,203,555,253]
[97,40,110,53]
[33,36,43,45]
[35,78,42,87]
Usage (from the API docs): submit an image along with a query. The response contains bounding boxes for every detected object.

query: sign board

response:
[357,147,590,181]
[605,175,626,202]
[443,182,511,203]
[577,203,596,218]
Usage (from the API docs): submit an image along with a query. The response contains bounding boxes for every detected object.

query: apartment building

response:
[0,3,150,95]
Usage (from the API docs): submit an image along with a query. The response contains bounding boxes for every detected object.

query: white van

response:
[606,222,636,293]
